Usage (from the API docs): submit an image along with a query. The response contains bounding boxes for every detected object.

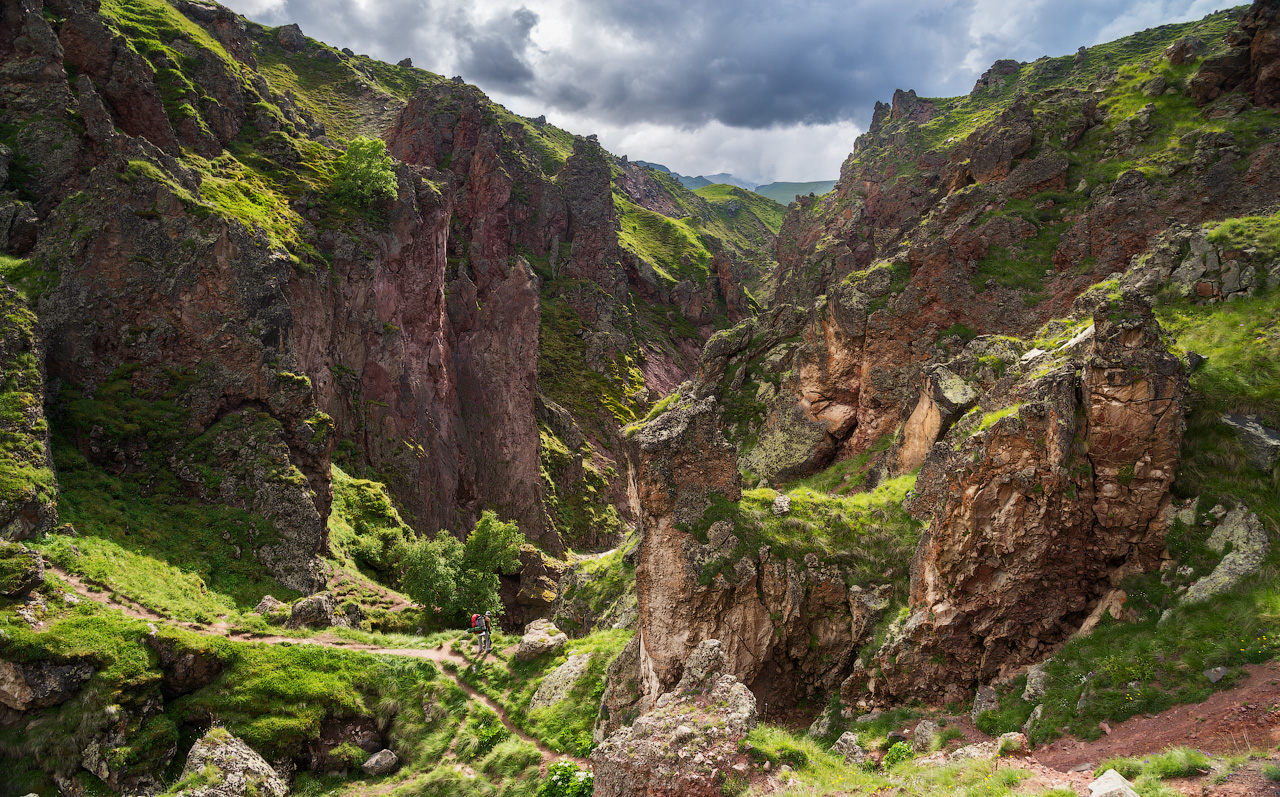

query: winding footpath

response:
[45,565,590,772]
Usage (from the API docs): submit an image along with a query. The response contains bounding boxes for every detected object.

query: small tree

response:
[401,511,524,627]
[331,136,397,207]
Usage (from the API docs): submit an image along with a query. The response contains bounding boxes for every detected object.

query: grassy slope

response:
[453,628,633,758]
[754,179,838,205]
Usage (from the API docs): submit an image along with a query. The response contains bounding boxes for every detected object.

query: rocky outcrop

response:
[857,295,1186,704]
[175,728,287,797]
[145,629,227,697]
[592,640,757,797]
[618,396,897,722]
[0,657,93,711]
[631,398,742,699]
[1189,0,1280,108]
[892,365,978,473]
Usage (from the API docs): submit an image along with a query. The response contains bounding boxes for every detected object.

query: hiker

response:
[471,610,493,655]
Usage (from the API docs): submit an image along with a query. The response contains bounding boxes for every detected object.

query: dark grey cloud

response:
[226,0,1219,180]
[457,7,539,91]
[233,0,1216,129]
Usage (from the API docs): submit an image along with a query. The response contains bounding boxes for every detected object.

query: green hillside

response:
[754,179,837,204]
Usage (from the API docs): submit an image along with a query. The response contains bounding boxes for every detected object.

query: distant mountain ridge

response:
[633,161,835,203]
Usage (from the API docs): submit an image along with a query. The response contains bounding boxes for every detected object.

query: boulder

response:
[276,23,306,52]
[175,728,286,797]
[1185,506,1270,603]
[530,653,591,711]
[361,748,398,776]
[287,592,336,629]
[1089,768,1141,797]
[913,719,940,753]
[0,542,44,596]
[971,685,998,723]
[1022,661,1049,702]
[254,595,285,615]
[831,731,867,764]
[1221,414,1280,471]
[514,619,567,661]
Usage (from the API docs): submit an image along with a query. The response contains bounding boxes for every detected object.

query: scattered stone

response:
[971,685,998,723]
[1221,414,1280,471]
[361,748,398,776]
[0,542,44,596]
[887,730,909,745]
[854,711,882,724]
[830,732,867,765]
[1089,768,1141,797]
[514,619,568,661]
[772,494,791,515]
[1203,666,1230,684]
[176,728,287,797]
[912,719,939,753]
[397,57,412,68]
[1185,506,1270,603]
[529,653,591,710]
[1070,762,1095,772]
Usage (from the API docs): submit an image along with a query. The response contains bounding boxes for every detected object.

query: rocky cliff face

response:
[857,295,1186,705]
[0,0,734,590]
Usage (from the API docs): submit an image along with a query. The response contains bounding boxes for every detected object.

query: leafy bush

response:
[882,741,913,768]
[540,760,593,797]
[331,136,397,207]
[401,511,524,628]
[1264,762,1280,782]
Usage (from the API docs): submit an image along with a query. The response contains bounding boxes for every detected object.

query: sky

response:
[223,0,1223,185]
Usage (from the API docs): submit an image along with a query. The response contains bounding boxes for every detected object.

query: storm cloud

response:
[225,0,1222,183]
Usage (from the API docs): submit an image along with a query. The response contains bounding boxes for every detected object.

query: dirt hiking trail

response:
[46,565,590,771]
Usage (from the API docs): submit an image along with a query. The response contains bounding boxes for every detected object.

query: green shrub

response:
[883,741,913,768]
[331,136,397,207]
[540,760,593,797]
[1264,762,1280,782]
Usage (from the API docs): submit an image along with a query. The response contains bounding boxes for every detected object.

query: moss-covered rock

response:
[0,540,43,596]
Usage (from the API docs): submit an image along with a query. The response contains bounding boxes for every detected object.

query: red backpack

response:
[470,613,482,633]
